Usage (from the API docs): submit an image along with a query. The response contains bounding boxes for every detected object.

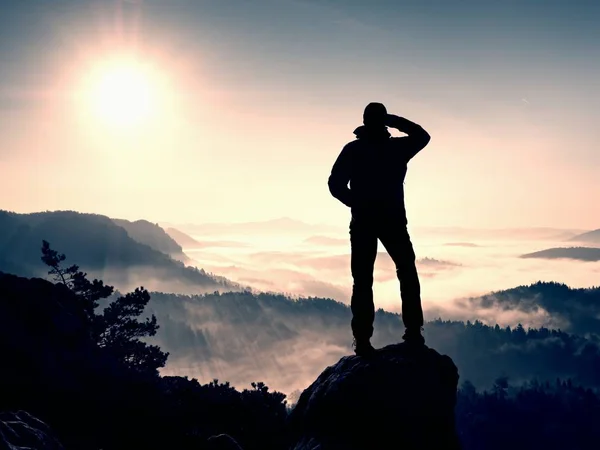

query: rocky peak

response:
[288,342,461,450]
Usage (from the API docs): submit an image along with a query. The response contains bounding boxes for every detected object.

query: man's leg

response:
[349,217,378,348]
[378,220,424,342]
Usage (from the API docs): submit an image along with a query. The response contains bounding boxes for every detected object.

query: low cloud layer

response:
[178,225,600,324]
[63,219,592,387]
[120,223,599,397]
[144,290,600,397]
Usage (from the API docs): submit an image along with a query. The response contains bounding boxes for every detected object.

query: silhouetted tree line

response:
[143,290,600,389]
[161,378,287,449]
[430,318,600,388]
[456,377,600,450]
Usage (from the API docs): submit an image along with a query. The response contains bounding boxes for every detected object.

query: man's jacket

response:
[328,118,430,223]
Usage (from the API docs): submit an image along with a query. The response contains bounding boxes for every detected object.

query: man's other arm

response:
[328,144,353,207]
[386,114,431,160]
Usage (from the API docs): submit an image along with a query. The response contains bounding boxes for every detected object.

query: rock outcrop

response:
[206,433,244,450]
[0,411,64,450]
[0,272,164,449]
[288,342,461,450]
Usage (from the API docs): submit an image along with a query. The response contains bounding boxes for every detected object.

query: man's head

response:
[363,102,387,128]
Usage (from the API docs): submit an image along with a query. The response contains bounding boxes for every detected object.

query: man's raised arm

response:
[386,114,431,160]
[328,144,353,207]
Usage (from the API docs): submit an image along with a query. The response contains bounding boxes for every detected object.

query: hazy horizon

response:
[2,207,596,234]
[103,215,597,331]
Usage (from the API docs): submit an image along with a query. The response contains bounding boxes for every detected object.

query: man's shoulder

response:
[343,139,367,150]
[339,140,360,155]
[345,138,362,146]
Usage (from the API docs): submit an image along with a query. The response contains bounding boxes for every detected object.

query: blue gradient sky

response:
[1,0,599,228]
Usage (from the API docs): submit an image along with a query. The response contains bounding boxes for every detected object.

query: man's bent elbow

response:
[419,130,431,149]
[328,177,352,207]
[327,175,336,193]
[328,177,341,200]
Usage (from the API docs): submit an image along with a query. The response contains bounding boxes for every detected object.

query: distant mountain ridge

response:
[413,226,588,241]
[165,227,203,248]
[112,218,189,262]
[163,219,589,242]
[161,217,343,236]
[520,247,600,262]
[165,227,251,250]
[159,216,594,243]
[0,210,241,294]
[568,228,600,244]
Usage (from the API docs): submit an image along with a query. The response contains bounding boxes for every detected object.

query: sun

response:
[93,65,152,126]
[83,57,161,128]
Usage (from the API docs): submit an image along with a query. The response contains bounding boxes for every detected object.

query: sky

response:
[1,0,599,229]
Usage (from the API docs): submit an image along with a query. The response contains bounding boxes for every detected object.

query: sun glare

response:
[83,58,162,128]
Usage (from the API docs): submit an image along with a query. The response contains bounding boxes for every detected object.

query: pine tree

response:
[41,240,168,375]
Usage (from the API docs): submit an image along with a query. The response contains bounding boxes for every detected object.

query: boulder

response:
[288,342,461,450]
[0,411,64,450]
[206,433,244,450]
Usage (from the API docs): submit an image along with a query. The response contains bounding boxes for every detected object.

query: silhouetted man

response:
[328,102,431,355]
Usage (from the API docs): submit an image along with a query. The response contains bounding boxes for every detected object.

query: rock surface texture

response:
[206,433,245,450]
[0,411,65,450]
[288,342,461,450]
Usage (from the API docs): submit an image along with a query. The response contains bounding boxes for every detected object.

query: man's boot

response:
[402,327,425,346]
[353,337,376,356]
